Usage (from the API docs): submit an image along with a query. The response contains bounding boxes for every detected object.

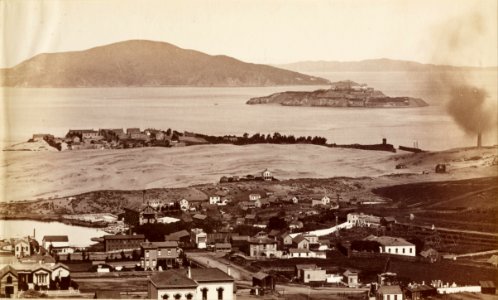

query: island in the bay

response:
[247,80,429,108]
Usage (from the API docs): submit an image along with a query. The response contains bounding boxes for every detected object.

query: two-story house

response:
[248,237,278,258]
[148,268,234,300]
[141,241,180,270]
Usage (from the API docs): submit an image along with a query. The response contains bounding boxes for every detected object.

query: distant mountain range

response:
[0,40,329,87]
[276,59,497,72]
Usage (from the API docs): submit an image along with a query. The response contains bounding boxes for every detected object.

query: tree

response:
[268,217,288,231]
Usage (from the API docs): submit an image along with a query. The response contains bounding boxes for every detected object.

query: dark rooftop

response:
[191,268,233,282]
[42,236,68,242]
[149,270,198,288]
[104,234,145,240]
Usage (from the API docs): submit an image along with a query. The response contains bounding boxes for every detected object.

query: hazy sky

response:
[1,0,497,68]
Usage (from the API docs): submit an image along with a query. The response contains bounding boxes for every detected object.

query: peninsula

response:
[246,80,429,108]
[0,40,329,87]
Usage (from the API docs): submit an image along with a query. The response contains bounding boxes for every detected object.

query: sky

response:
[1,0,497,68]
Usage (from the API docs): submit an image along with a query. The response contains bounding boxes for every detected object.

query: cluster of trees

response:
[239,132,327,145]
[199,132,328,146]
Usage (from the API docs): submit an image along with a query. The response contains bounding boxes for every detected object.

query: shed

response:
[252,272,275,291]
[480,281,496,294]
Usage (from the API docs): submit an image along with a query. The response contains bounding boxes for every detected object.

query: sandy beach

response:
[2,144,497,202]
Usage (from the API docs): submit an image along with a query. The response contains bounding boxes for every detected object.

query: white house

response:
[311,196,331,207]
[262,169,272,181]
[179,199,189,211]
[148,199,162,209]
[249,194,261,201]
[366,236,416,257]
[191,228,207,249]
[209,196,221,205]
[377,285,404,300]
[14,239,30,258]
[347,213,382,227]
[148,268,234,300]
[42,236,73,254]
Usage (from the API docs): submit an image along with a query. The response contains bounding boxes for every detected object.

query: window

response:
[307,274,310,279]
[387,295,390,300]
[186,293,193,300]
[162,294,169,299]
[174,294,181,300]
[410,248,413,253]
[158,250,161,256]
[217,287,224,300]
[402,248,405,254]
[201,288,208,300]
[6,276,12,284]
[145,251,149,258]
[168,249,171,256]
[395,248,398,254]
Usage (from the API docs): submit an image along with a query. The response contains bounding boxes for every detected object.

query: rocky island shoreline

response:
[247,80,429,108]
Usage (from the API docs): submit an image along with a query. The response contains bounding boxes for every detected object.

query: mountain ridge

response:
[0,40,330,87]
[276,58,498,72]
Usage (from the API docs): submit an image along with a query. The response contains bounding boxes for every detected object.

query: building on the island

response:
[249,194,261,201]
[343,270,359,288]
[66,129,101,141]
[376,285,404,300]
[179,199,190,211]
[209,196,221,205]
[365,236,416,257]
[147,268,234,300]
[103,234,146,252]
[126,128,141,135]
[262,169,272,181]
[248,237,278,258]
[141,241,179,270]
[280,233,294,245]
[14,239,31,258]
[32,134,54,142]
[42,236,73,254]
[191,228,207,249]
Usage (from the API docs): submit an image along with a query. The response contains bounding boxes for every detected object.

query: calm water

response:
[0,220,106,247]
[2,71,497,150]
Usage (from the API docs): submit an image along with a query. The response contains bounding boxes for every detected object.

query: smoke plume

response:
[428,11,497,144]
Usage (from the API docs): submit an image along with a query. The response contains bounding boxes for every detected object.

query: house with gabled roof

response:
[0,265,18,297]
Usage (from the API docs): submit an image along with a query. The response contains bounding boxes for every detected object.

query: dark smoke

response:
[446,84,491,135]
[427,11,497,144]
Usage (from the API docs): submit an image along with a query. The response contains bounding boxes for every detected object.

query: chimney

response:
[187,266,191,279]
[382,138,387,145]
[227,266,231,276]
[477,131,482,148]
